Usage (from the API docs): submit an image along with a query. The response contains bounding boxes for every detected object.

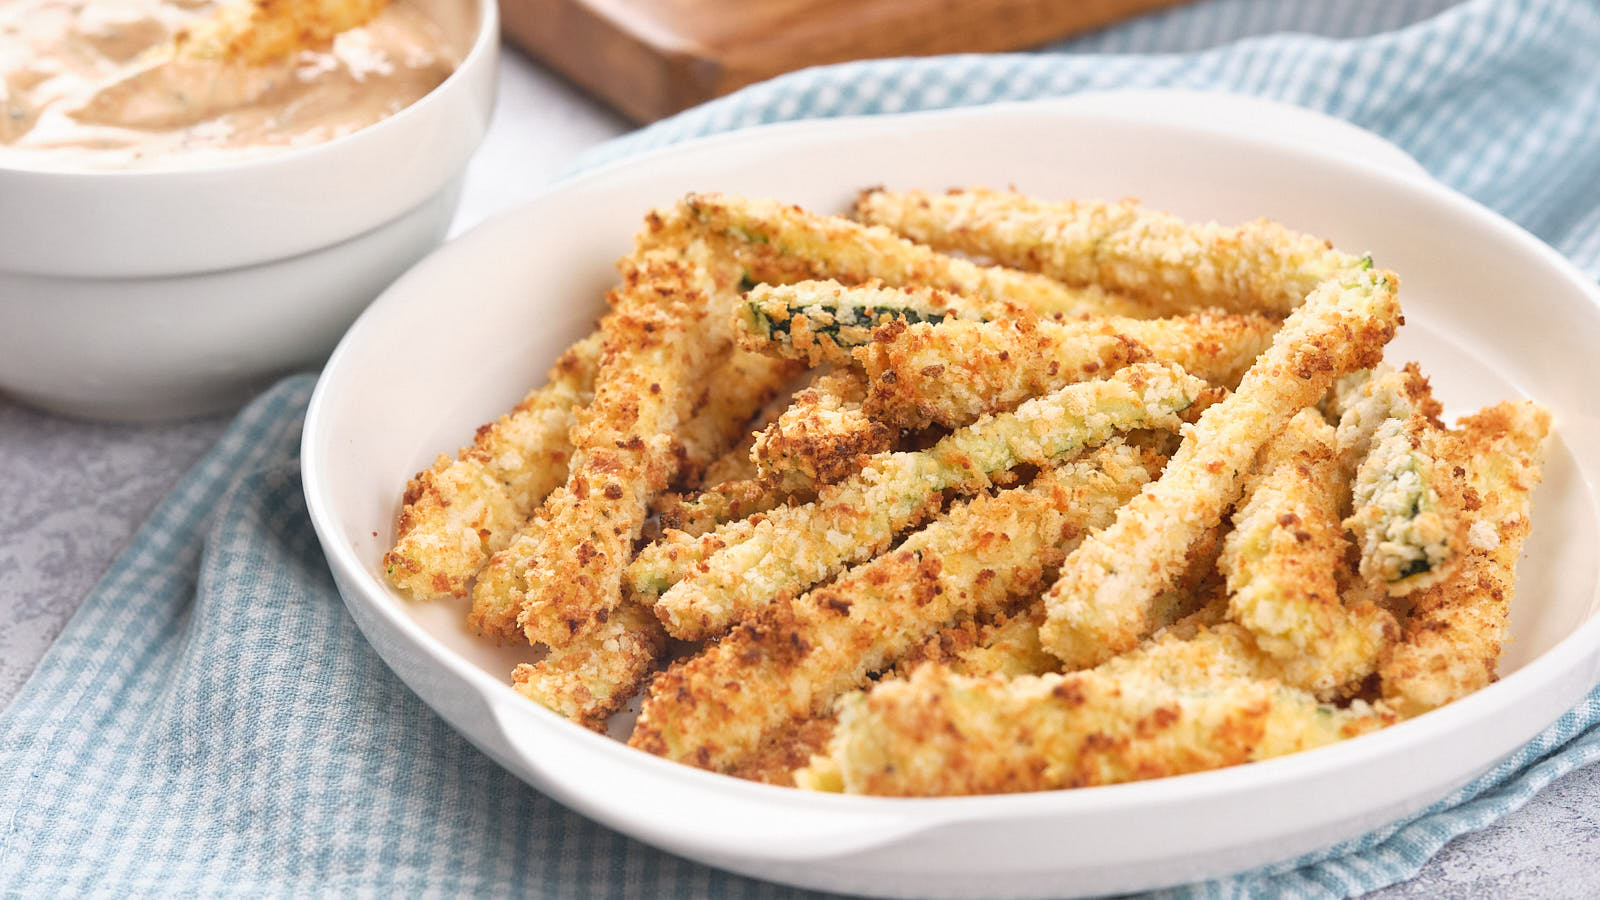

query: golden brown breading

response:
[727,715,838,787]
[1380,401,1551,716]
[1223,410,1398,696]
[1040,263,1401,668]
[1345,407,1466,598]
[644,193,1154,317]
[510,600,668,731]
[752,369,894,491]
[628,443,1156,773]
[653,477,801,538]
[516,243,734,648]
[385,332,602,600]
[177,0,389,63]
[857,312,1277,430]
[738,280,1005,366]
[855,186,1356,316]
[801,658,1391,796]
[648,363,1206,642]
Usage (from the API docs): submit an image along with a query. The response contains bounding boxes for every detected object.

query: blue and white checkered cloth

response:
[4,0,1600,896]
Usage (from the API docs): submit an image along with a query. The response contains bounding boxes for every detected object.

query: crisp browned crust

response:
[177,0,390,63]
[628,443,1156,773]
[805,657,1390,796]
[1041,266,1401,668]
[384,332,602,600]
[856,186,1354,316]
[510,600,668,730]
[1223,410,1398,697]
[644,193,1155,317]
[857,312,1276,430]
[752,369,894,490]
[674,349,804,486]
[516,244,734,648]
[1379,401,1551,716]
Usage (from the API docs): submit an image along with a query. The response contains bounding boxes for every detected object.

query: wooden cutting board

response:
[500,0,1191,123]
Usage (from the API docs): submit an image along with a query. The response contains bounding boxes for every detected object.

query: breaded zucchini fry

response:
[856,187,1355,316]
[858,312,1277,430]
[728,715,839,787]
[650,193,1151,318]
[653,477,799,538]
[516,244,734,648]
[1380,401,1551,716]
[801,660,1390,796]
[629,442,1155,772]
[739,280,998,366]
[1345,413,1465,597]
[650,363,1207,641]
[468,498,554,641]
[385,332,602,600]
[177,0,389,63]
[511,600,668,731]
[751,369,894,491]
[1040,263,1402,668]
[1331,363,1442,472]
[1223,410,1398,695]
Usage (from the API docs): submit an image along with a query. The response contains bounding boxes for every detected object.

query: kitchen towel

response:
[4,0,1600,896]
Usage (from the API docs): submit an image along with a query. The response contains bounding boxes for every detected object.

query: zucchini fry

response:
[800,659,1389,796]
[511,600,668,731]
[739,280,999,366]
[654,477,800,538]
[629,442,1156,772]
[858,312,1277,430]
[177,0,389,63]
[649,193,1151,318]
[1223,410,1398,695]
[1380,401,1551,716]
[856,187,1355,316]
[1345,411,1465,598]
[1040,263,1402,668]
[385,332,602,600]
[751,369,894,491]
[516,243,734,648]
[649,362,1207,641]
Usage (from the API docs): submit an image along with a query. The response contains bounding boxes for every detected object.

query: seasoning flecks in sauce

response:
[0,0,468,170]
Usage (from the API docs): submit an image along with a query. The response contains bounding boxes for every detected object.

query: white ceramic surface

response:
[302,95,1600,898]
[0,0,498,422]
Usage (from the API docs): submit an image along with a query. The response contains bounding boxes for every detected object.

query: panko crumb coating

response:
[856,186,1356,317]
[738,279,1002,366]
[1223,409,1398,696]
[511,600,668,730]
[752,369,894,491]
[650,362,1206,642]
[385,332,602,600]
[1380,401,1551,716]
[629,442,1156,773]
[857,312,1277,430]
[649,193,1153,318]
[1041,263,1401,669]
[516,243,734,648]
[801,655,1391,796]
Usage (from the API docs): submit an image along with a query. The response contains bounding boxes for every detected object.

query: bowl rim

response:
[302,94,1600,855]
[0,0,498,180]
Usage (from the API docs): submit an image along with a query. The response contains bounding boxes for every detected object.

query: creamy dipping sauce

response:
[0,0,473,170]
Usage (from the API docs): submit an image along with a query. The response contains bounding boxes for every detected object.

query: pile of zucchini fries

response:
[384,187,1551,796]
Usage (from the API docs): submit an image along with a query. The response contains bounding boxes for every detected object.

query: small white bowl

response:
[0,0,498,422]
[303,94,1600,898]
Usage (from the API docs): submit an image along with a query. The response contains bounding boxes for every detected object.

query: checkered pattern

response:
[4,0,1600,896]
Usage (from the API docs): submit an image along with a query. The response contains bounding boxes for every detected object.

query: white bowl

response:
[0,0,498,422]
[301,94,1600,898]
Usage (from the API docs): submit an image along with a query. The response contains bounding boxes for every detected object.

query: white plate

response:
[302,92,1600,898]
